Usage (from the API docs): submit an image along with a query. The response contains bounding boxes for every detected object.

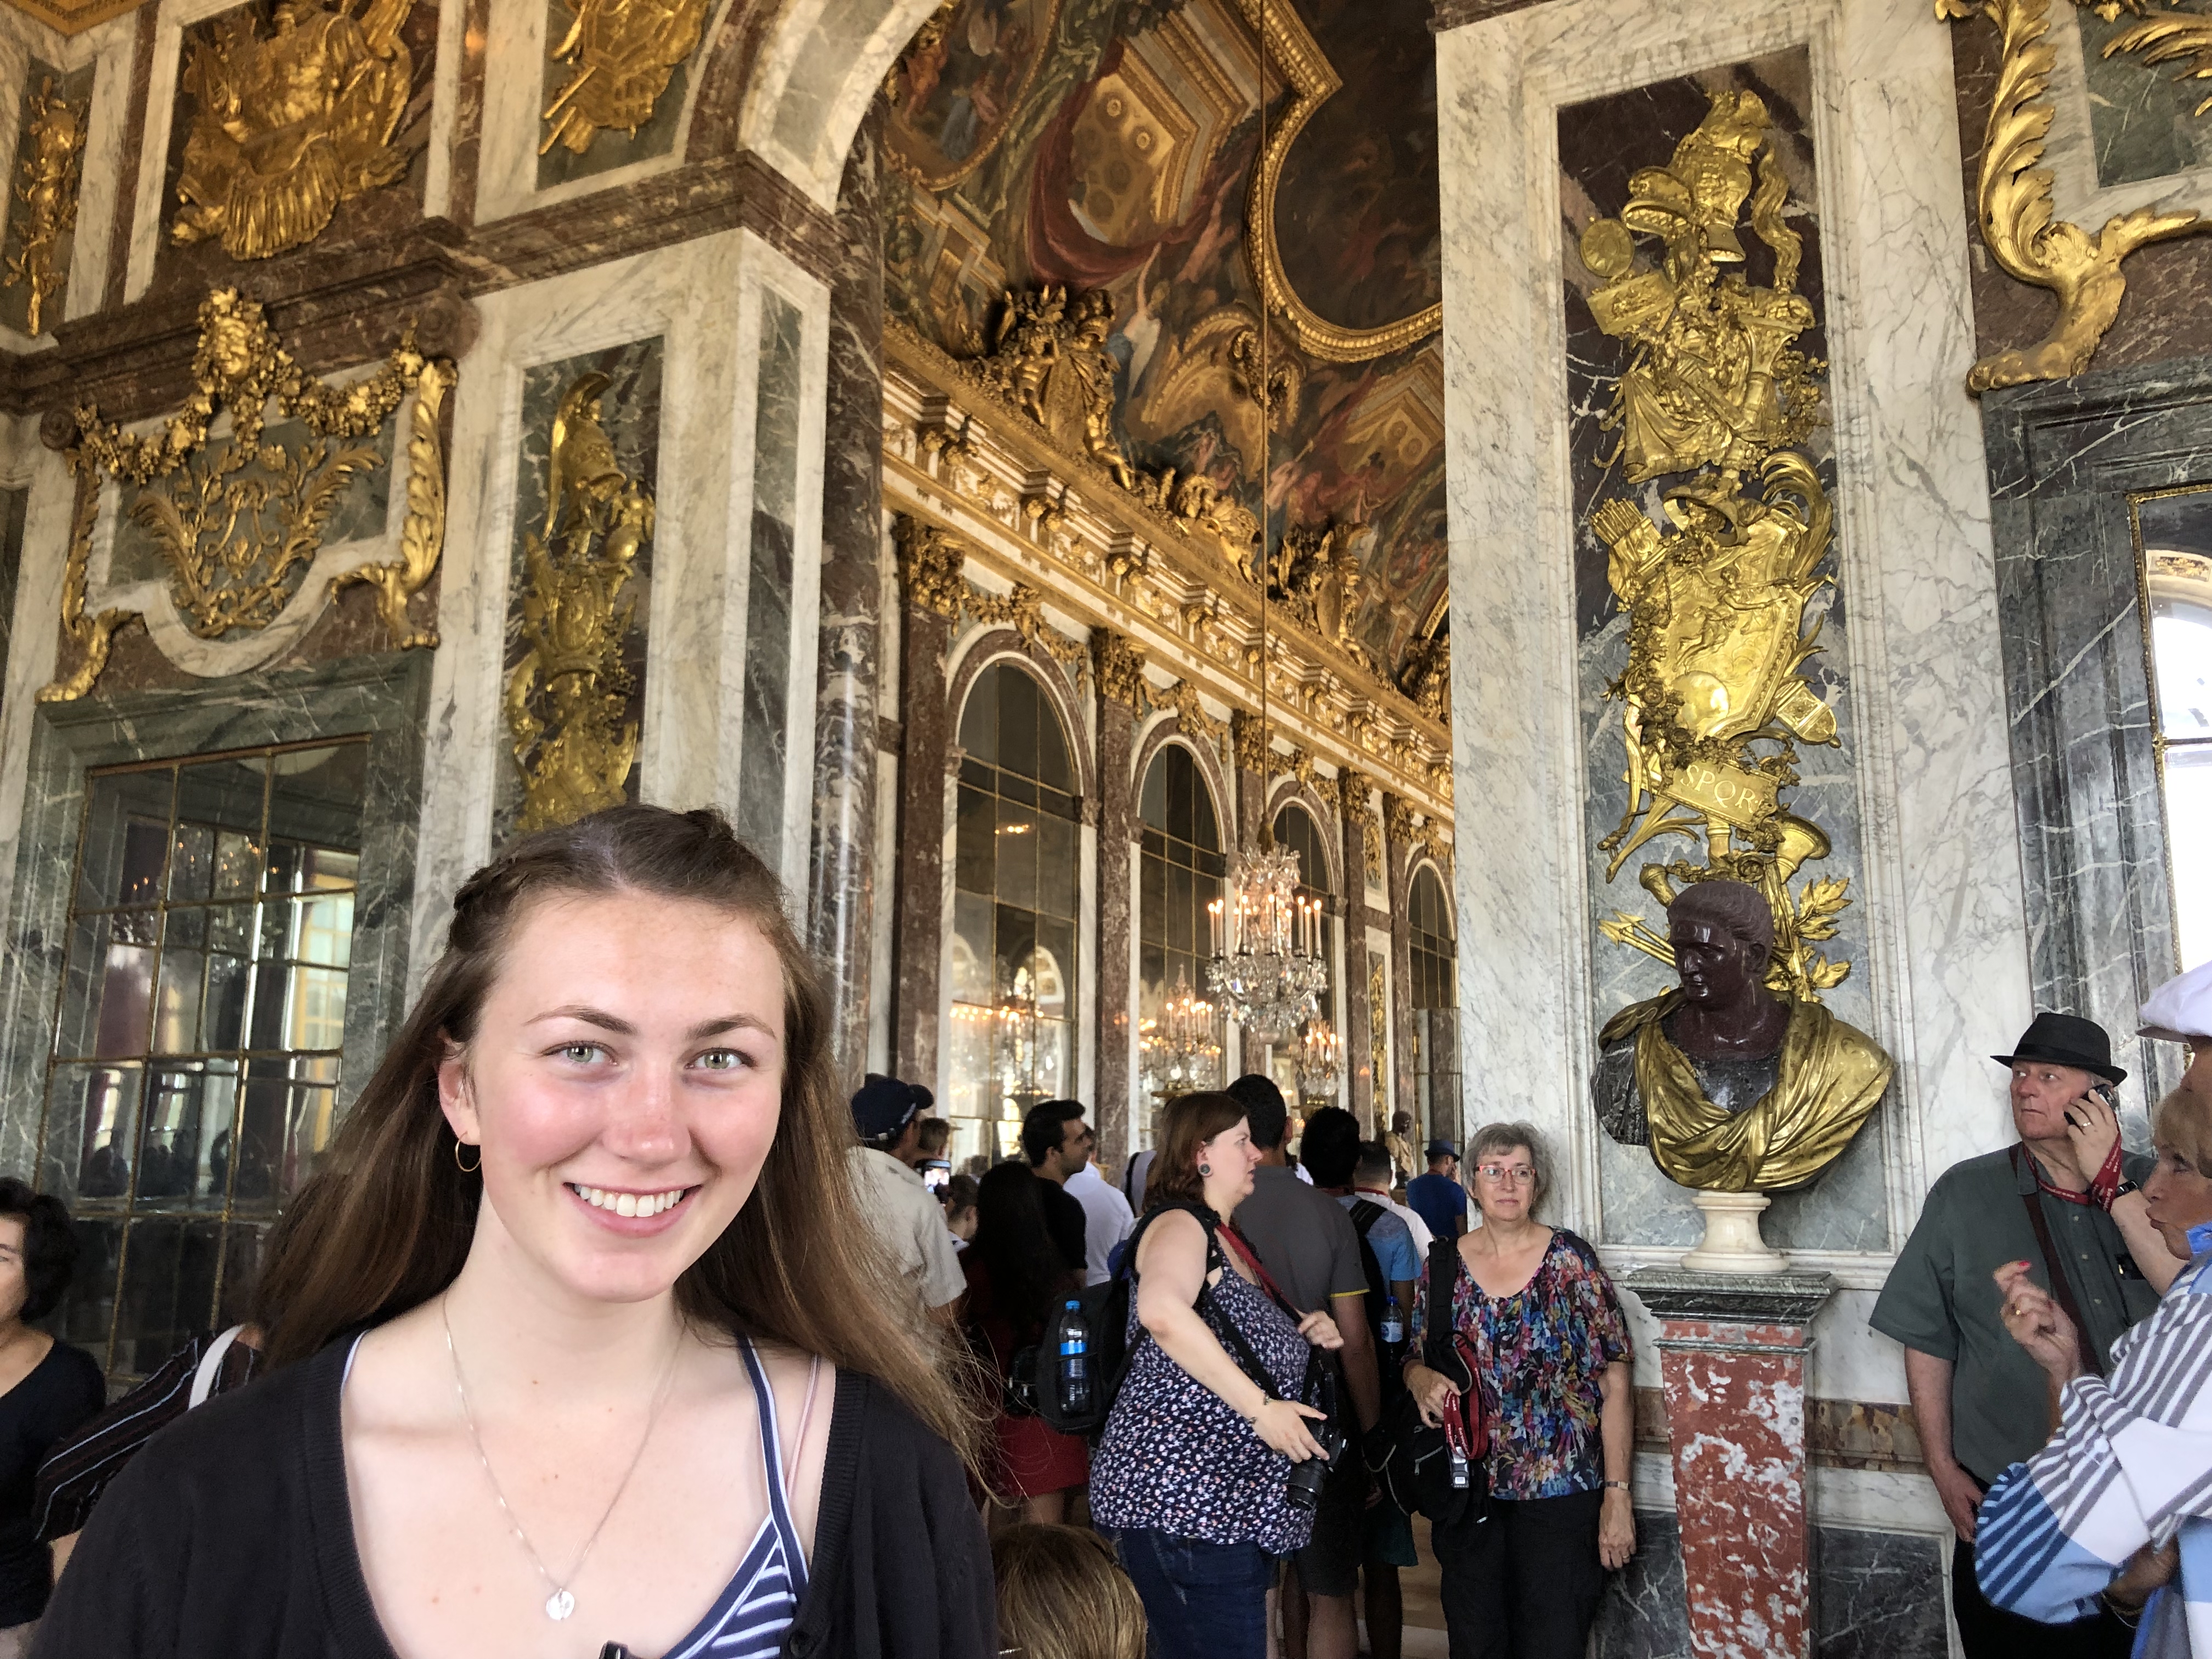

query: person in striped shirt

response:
[1976,1075,2212,1655]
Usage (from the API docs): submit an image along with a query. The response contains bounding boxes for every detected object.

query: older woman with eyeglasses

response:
[1403,1121,1634,1659]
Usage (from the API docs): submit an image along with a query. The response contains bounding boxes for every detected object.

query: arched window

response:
[946,664,1080,1166]
[1408,864,1459,1146]
[1139,744,1225,1105]
[1269,801,1335,1105]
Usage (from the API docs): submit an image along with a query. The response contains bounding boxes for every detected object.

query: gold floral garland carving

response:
[41,288,452,702]
[1940,0,2205,392]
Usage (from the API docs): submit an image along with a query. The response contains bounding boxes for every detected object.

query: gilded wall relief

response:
[498,338,661,839]
[535,0,708,188]
[161,0,437,270]
[0,64,91,337]
[1560,55,1883,1248]
[41,289,453,701]
[882,0,1449,684]
[2077,1,2212,184]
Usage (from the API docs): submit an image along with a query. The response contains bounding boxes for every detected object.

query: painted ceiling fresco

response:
[883,0,1447,684]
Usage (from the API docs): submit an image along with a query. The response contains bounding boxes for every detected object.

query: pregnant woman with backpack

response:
[1088,1090,1347,1659]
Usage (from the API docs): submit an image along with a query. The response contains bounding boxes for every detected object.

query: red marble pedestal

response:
[1625,1269,1836,1659]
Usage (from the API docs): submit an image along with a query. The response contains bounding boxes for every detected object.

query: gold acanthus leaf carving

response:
[505,371,654,834]
[40,287,450,702]
[540,0,709,156]
[1939,0,2203,392]
[3,75,87,337]
[1231,707,1271,776]
[171,0,418,262]
[896,515,966,618]
[2102,14,2212,115]
[967,581,1088,668]
[1092,628,1148,708]
[1149,678,1228,744]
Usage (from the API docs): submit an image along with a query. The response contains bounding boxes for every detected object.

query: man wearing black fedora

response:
[1872,1012,2178,1658]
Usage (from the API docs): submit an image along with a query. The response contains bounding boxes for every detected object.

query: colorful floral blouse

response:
[1409,1229,1631,1500]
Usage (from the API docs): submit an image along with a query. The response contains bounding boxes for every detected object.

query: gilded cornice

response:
[0,0,139,34]
[883,330,1453,829]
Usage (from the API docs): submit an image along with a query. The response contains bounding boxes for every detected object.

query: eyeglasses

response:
[1475,1165,1534,1187]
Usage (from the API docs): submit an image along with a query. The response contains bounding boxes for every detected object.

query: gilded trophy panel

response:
[0,61,93,338]
[156,0,440,278]
[1559,51,1889,1251]
[534,0,709,188]
[496,336,662,843]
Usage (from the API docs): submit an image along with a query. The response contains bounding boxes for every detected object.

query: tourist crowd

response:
[0,802,2197,1659]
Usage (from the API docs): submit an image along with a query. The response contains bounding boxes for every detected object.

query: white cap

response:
[2137,960,2212,1044]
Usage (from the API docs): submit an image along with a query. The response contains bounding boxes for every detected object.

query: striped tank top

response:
[663,1340,812,1658]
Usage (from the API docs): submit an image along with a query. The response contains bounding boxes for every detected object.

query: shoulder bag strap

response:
[2010,1146,2106,1379]
[1422,1237,1472,1390]
[190,1323,246,1408]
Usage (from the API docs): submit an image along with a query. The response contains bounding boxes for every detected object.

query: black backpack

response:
[1369,1236,1486,1528]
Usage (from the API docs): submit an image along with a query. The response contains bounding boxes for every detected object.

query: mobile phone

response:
[921,1158,951,1194]
[2094,1083,2119,1109]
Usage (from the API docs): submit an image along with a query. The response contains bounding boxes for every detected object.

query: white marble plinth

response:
[1680,1190,1789,1274]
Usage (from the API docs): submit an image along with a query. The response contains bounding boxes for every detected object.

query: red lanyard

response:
[1215,1224,1304,1322]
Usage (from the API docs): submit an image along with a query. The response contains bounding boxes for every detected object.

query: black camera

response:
[1283,1370,1346,1514]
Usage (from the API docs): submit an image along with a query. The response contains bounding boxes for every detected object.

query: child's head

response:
[991,1524,1146,1659]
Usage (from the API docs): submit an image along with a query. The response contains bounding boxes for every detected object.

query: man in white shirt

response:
[1354,1139,1435,1255]
[847,1075,965,1321]
[1028,1098,1133,1286]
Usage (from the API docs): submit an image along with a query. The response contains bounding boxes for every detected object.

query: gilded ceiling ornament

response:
[1092,628,1148,708]
[505,371,653,834]
[41,287,450,702]
[1269,520,1370,669]
[1581,92,1858,1008]
[171,0,419,262]
[539,0,708,156]
[1938,0,2203,392]
[1402,632,1448,723]
[3,75,87,337]
[895,514,966,618]
[1579,90,1823,483]
[1237,0,1438,363]
[883,0,956,104]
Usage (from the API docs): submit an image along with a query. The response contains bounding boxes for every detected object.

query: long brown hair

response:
[992,1523,1146,1659]
[1144,1091,1244,1211]
[255,804,978,1460]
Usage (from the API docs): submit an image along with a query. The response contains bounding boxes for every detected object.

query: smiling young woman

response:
[34,806,992,1659]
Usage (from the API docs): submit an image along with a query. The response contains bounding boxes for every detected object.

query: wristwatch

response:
[2109,1179,2141,1207]
[1602,1480,1631,1492]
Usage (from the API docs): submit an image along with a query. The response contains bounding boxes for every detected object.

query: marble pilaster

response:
[807,106,884,1097]
[1383,794,1418,1131]
[1339,775,1376,1129]
[1094,676,1138,1175]
[893,594,953,1086]
[1628,1270,1836,1659]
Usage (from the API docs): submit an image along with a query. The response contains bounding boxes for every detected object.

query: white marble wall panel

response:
[1438,0,2032,1401]
[410,228,830,989]
[0,422,71,950]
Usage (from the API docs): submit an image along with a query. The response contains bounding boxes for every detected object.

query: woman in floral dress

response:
[1404,1121,1637,1659]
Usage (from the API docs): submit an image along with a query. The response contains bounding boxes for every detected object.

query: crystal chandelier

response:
[1140,969,1222,1097]
[1296,1019,1341,1101]
[1200,0,1328,1053]
[1206,850,1328,1046]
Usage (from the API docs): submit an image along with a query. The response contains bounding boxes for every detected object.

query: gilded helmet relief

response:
[0,63,93,338]
[162,0,436,268]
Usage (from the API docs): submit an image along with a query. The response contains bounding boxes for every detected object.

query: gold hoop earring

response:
[454,1140,481,1175]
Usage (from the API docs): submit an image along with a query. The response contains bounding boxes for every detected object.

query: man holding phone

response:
[1874,1013,2176,1658]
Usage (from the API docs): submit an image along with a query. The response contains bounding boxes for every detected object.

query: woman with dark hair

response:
[963,1164,1088,1522]
[36,805,994,1659]
[0,1180,99,1656]
[1090,1091,1345,1659]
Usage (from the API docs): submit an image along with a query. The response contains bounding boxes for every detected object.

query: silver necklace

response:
[441,1296,681,1621]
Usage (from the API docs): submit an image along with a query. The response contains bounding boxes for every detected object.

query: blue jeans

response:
[1104,1526,1280,1659]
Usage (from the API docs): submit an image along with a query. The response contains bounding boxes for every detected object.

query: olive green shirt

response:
[1871,1144,2160,1485]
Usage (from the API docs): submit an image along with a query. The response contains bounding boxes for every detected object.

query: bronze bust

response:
[1594,880,1892,1191]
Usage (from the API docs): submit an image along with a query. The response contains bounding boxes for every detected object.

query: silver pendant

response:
[545,1589,576,1622]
